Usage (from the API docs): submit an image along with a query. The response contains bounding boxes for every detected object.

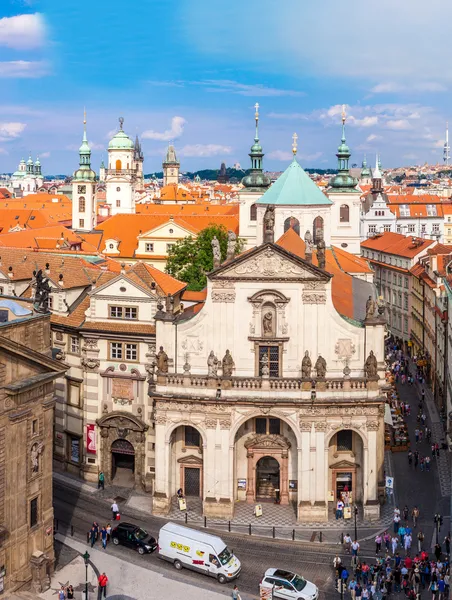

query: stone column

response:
[298,421,312,522]
[153,415,170,515]
[30,551,50,594]
[246,450,255,504]
[280,453,289,505]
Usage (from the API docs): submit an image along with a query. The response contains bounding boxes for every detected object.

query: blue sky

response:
[0,0,451,174]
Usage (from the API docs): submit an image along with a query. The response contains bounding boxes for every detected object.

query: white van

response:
[158,522,241,584]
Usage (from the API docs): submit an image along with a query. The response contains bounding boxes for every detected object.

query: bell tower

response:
[72,110,97,232]
[162,144,180,186]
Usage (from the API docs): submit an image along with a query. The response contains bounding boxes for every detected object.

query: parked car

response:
[158,522,241,584]
[260,568,319,600]
[111,522,157,555]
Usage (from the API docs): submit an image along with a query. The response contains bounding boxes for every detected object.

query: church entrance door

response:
[256,456,280,500]
[111,439,135,487]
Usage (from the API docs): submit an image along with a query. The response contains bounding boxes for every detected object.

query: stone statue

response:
[211,236,221,268]
[364,350,378,378]
[226,231,237,261]
[156,346,169,374]
[263,311,274,335]
[263,205,275,243]
[301,350,312,378]
[31,442,43,473]
[222,350,235,376]
[314,354,327,378]
[317,237,326,270]
[207,350,219,377]
[261,354,270,377]
[304,230,314,257]
[33,269,52,313]
[365,295,376,319]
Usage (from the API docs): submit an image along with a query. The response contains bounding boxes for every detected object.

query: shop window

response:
[337,430,353,451]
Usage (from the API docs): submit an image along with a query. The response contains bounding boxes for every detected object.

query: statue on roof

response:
[207,351,219,377]
[365,295,377,320]
[317,236,326,270]
[156,346,169,374]
[263,205,275,244]
[226,231,237,261]
[301,351,312,379]
[222,350,235,377]
[211,236,221,268]
[364,350,378,378]
[33,269,51,313]
[304,230,313,258]
[314,355,327,378]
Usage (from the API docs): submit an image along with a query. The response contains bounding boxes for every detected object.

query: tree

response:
[165,224,244,291]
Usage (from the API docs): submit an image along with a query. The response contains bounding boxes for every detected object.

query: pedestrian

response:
[394,513,401,533]
[344,532,352,554]
[420,457,425,471]
[415,429,420,443]
[412,506,419,528]
[429,579,438,599]
[93,521,99,539]
[421,413,427,426]
[399,523,406,546]
[425,456,431,471]
[101,526,107,549]
[375,534,382,554]
[444,534,450,556]
[417,531,424,552]
[434,543,442,561]
[336,498,344,520]
[232,585,241,600]
[111,501,119,521]
[67,585,74,600]
[58,586,65,600]
[98,573,108,599]
[392,536,398,555]
[408,451,413,466]
[89,526,96,548]
[435,443,440,458]
[351,540,360,557]
[421,389,425,403]
[384,531,391,551]
[403,505,409,521]
[348,577,357,600]
[106,523,112,541]
[98,471,105,490]
[404,533,412,556]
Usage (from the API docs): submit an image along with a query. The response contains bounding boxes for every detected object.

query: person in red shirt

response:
[98,573,108,598]
[404,556,413,570]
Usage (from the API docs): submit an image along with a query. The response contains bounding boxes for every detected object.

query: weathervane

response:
[292,132,298,156]
[254,102,259,120]
[119,117,124,130]
[342,104,346,124]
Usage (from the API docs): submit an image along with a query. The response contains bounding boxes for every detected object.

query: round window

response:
[109,243,114,250]
[341,243,348,248]
[116,187,121,192]
[120,286,126,292]
[169,228,174,234]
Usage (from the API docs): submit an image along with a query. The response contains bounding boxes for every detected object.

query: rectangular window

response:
[48,296,53,310]
[408,224,416,233]
[70,336,80,354]
[109,306,123,319]
[399,205,410,217]
[255,418,267,434]
[393,273,397,284]
[405,277,409,289]
[269,418,281,435]
[110,342,123,360]
[79,219,84,228]
[255,417,281,435]
[116,199,121,208]
[404,295,409,310]
[432,224,440,233]
[337,430,353,451]
[69,436,80,463]
[185,426,200,447]
[68,382,81,407]
[125,343,137,361]
[30,497,38,528]
[258,345,280,378]
[404,317,409,332]
[383,224,391,232]
[398,275,402,286]
[145,243,154,252]
[421,224,426,234]
[368,225,377,234]
[32,419,38,435]
[396,225,401,233]
[78,197,85,212]
[124,307,138,320]
[427,204,437,216]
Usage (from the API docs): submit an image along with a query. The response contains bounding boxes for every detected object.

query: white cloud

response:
[299,151,323,162]
[198,80,304,97]
[179,144,232,157]
[142,116,186,141]
[350,116,378,127]
[148,80,185,88]
[0,60,49,78]
[39,151,50,158]
[88,141,104,150]
[267,150,293,161]
[371,82,447,93]
[0,122,26,142]
[385,119,412,130]
[0,148,8,155]
[366,134,382,142]
[0,13,46,49]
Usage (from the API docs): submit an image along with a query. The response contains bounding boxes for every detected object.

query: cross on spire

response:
[119,116,124,130]
[292,132,298,156]
[341,104,346,124]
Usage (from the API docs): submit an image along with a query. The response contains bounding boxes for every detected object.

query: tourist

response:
[336,498,344,520]
[343,532,352,554]
[98,573,108,598]
[101,526,108,549]
[111,501,119,520]
[98,471,105,490]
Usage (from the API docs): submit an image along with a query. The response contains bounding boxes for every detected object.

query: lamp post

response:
[82,551,90,600]
[354,505,358,541]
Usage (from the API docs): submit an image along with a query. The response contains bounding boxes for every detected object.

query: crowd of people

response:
[87,521,112,550]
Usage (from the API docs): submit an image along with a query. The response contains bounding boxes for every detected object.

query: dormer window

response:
[109,306,138,320]
[427,204,437,216]
[145,243,154,252]
[399,204,410,217]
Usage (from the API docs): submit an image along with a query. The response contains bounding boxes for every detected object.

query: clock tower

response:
[72,111,97,232]
[162,144,180,186]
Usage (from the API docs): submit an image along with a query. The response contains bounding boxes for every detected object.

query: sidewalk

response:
[44,534,229,600]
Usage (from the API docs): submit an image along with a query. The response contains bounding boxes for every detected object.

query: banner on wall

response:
[86,424,96,454]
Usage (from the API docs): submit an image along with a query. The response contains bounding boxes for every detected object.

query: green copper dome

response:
[361,155,371,177]
[329,115,358,191]
[108,129,134,150]
[27,155,33,165]
[73,116,97,182]
[35,158,41,166]
[241,104,271,191]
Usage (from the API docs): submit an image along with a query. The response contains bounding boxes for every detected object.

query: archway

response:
[115,159,122,171]
[169,425,204,498]
[313,216,324,244]
[256,456,280,500]
[328,429,364,508]
[284,216,300,236]
[111,439,135,487]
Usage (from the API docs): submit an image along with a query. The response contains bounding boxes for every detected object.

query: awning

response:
[384,403,394,427]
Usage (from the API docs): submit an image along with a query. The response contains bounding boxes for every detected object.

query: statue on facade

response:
[262,311,274,335]
[31,442,43,473]
[263,205,275,243]
[314,354,327,378]
[222,350,235,376]
[211,236,221,268]
[301,350,312,378]
[33,269,52,313]
[156,346,169,374]
[260,353,270,377]
[317,237,326,270]
[304,230,314,259]
[364,350,378,378]
[365,295,377,319]
[226,230,237,261]
[207,351,219,377]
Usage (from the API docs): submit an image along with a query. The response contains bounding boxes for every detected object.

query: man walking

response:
[111,501,119,521]
[417,531,424,552]
[98,471,105,490]
[232,585,241,600]
[101,526,108,550]
[98,573,108,599]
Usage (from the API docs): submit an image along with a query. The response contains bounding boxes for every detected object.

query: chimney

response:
[8,266,13,278]
[121,262,126,275]
[45,262,50,274]
[58,273,64,287]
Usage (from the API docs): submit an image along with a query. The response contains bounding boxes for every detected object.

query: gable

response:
[210,244,331,282]
[139,220,197,239]
[90,276,156,299]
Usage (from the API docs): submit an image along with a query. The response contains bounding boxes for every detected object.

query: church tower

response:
[105,118,137,215]
[327,106,362,255]
[238,102,271,249]
[162,144,180,186]
[72,111,97,232]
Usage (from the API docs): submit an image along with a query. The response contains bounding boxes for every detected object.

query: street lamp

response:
[354,505,358,541]
[82,551,90,600]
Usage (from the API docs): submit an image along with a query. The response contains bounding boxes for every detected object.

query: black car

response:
[111,523,157,555]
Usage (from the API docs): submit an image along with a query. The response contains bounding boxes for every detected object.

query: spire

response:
[371,154,382,193]
[377,154,382,173]
[83,107,87,143]
[329,104,358,191]
[444,121,450,165]
[341,104,346,143]
[292,132,298,158]
[241,102,271,190]
[373,154,382,179]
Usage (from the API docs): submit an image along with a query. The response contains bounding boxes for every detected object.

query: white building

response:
[10,155,44,196]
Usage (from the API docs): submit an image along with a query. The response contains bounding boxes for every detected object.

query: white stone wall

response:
[256,204,332,247]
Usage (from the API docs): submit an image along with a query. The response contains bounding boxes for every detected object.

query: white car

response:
[260,568,319,600]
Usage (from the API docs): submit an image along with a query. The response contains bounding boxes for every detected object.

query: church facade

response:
[151,218,386,523]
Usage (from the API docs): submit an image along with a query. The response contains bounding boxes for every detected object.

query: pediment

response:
[90,275,155,299]
[96,411,148,432]
[210,243,331,282]
[177,454,203,465]
[244,434,291,450]
[329,460,359,469]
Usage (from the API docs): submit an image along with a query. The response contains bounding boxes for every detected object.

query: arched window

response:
[340,205,350,222]
[78,196,85,212]
[313,216,324,244]
[284,216,300,236]
[250,203,257,221]
[115,159,122,171]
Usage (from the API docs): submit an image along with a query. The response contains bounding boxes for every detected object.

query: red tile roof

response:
[361,232,436,258]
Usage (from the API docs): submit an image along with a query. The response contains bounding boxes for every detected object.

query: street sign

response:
[385,476,394,489]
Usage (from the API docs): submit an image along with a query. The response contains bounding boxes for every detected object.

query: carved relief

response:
[366,421,380,431]
[226,248,315,278]
[55,350,66,361]
[335,339,356,359]
[81,357,100,371]
[181,337,204,354]
[299,421,312,431]
[31,441,44,474]
[205,418,217,429]
[219,418,232,429]
[212,281,235,289]
[155,415,167,425]
[314,421,328,431]
[302,292,327,304]
[212,291,236,303]
[83,338,98,350]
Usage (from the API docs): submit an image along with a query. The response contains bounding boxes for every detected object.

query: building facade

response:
[10,155,44,197]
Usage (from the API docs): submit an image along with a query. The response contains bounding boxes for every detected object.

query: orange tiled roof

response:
[387,194,443,204]
[361,232,436,258]
[81,320,156,334]
[182,289,208,302]
[330,246,373,274]
[0,225,99,253]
